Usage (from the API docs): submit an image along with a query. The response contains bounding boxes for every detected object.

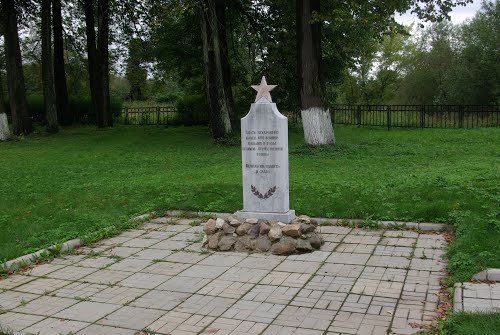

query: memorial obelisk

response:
[236,77,295,223]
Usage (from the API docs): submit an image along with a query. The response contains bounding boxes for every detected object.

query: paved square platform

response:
[0,218,449,335]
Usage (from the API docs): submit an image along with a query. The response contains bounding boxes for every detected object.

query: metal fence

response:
[116,106,178,125]
[330,105,499,129]
[115,105,499,129]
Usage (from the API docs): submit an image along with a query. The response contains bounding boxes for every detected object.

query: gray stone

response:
[245,218,259,224]
[208,232,224,249]
[277,222,286,227]
[236,223,253,236]
[215,218,225,229]
[248,223,261,239]
[282,223,301,237]
[418,222,453,231]
[293,215,311,225]
[255,237,272,252]
[222,223,235,235]
[203,219,217,235]
[271,237,297,255]
[472,270,488,281]
[236,80,295,223]
[260,222,271,235]
[229,219,241,227]
[268,225,282,241]
[218,236,237,251]
[296,239,313,252]
[299,223,316,234]
[308,233,323,249]
[225,215,237,222]
[234,236,254,252]
[487,269,500,281]
[472,268,500,282]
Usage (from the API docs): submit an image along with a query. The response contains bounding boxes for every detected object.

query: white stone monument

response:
[236,77,295,223]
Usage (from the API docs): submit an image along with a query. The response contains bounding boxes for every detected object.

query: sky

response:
[395,1,483,26]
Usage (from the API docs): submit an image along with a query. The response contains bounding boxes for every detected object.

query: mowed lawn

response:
[0,125,498,281]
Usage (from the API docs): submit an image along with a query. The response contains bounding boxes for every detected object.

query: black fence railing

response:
[116,106,178,125]
[113,105,499,129]
[330,104,499,129]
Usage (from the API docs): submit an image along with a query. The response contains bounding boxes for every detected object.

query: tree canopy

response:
[1,0,497,137]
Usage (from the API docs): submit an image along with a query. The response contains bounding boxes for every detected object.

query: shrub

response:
[174,94,208,126]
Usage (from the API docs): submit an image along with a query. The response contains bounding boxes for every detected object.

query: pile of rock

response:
[202,215,324,255]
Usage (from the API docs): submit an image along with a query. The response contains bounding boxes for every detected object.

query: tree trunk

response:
[84,0,100,124]
[200,0,232,139]
[1,0,32,135]
[53,0,71,125]
[297,0,334,145]
[0,67,11,141]
[97,0,112,127]
[215,0,236,124]
[42,0,59,133]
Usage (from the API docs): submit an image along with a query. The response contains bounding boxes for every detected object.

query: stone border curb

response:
[1,212,154,272]
[453,283,464,311]
[472,268,500,282]
[163,210,453,231]
[1,238,81,271]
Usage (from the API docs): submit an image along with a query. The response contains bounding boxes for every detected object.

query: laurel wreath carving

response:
[251,185,277,200]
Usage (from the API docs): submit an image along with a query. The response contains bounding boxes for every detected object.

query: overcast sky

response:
[395,1,483,26]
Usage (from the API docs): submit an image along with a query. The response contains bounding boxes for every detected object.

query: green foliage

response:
[125,38,148,101]
[447,208,500,283]
[437,312,500,335]
[174,95,209,126]
[335,1,499,105]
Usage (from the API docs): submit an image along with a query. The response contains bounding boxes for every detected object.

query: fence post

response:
[459,105,464,128]
[156,106,160,125]
[125,108,129,125]
[420,105,425,128]
[357,105,361,126]
[387,105,391,131]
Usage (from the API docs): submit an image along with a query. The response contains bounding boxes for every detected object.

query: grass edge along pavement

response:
[0,125,498,283]
[1,210,452,273]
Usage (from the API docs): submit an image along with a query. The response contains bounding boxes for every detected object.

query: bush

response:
[4,94,123,125]
[174,94,208,126]
[154,91,182,104]
[26,94,44,121]
[69,95,123,124]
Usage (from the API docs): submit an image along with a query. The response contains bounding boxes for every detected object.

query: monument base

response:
[235,210,296,224]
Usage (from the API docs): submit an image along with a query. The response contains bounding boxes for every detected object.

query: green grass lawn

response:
[438,312,500,335]
[0,124,498,282]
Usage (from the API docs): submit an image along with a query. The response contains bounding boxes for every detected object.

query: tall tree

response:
[125,38,147,101]
[1,0,32,135]
[97,0,111,127]
[53,0,70,125]
[297,0,334,145]
[84,0,99,123]
[41,0,58,133]
[84,0,112,128]
[200,0,233,138]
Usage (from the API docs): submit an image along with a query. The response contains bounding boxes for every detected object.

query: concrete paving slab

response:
[0,218,459,335]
